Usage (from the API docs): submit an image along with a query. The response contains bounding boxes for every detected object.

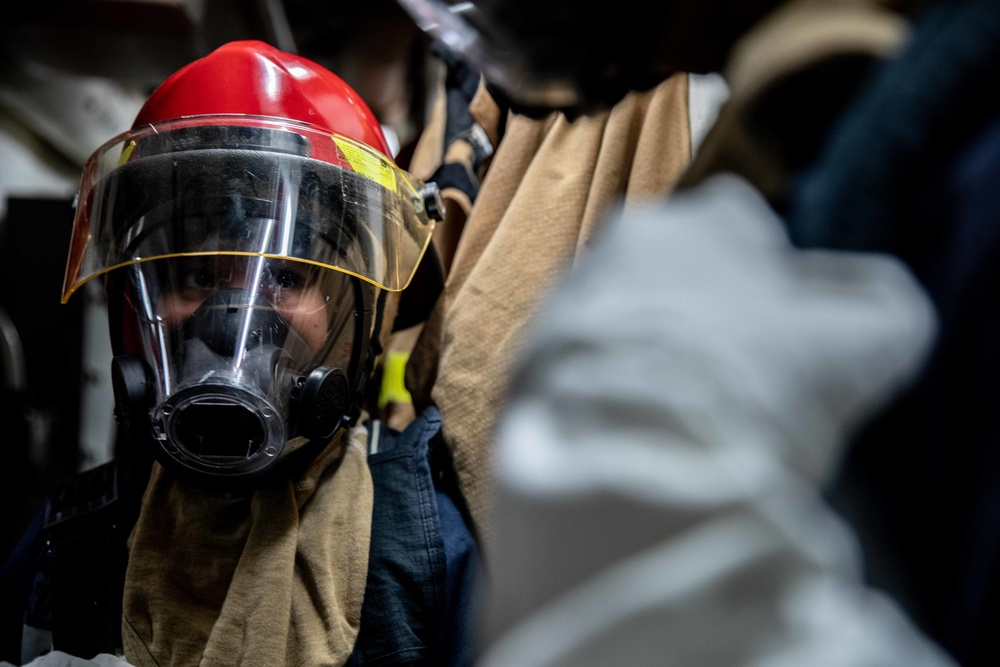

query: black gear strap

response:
[48,461,121,658]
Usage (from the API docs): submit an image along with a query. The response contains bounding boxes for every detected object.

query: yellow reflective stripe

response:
[61,249,417,304]
[332,136,398,193]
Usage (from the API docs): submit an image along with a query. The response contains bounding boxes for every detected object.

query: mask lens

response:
[170,397,267,460]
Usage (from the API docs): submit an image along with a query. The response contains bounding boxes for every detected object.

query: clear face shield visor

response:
[65,117,438,483]
[65,116,438,301]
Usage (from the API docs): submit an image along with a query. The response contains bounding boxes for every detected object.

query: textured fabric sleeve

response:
[410,75,691,546]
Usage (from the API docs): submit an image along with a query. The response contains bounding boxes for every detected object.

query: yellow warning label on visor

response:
[333,137,398,193]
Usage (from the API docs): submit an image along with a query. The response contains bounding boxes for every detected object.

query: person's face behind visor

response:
[131,251,360,396]
[158,254,341,355]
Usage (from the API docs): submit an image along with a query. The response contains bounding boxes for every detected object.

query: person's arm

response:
[478,173,956,667]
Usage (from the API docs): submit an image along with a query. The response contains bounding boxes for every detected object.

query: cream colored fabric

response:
[406,74,692,546]
[679,0,912,202]
[121,426,372,667]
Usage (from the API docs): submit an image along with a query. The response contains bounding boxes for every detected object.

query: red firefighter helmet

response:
[133,40,392,156]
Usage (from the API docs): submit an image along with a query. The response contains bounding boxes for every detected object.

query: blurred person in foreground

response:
[0,40,478,667]
[398,0,1000,665]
